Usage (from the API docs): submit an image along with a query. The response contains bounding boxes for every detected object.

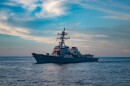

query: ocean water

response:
[0,57,130,86]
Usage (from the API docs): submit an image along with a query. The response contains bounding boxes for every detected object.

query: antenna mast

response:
[57,28,70,48]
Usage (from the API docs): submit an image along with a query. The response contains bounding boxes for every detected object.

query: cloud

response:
[123,49,130,53]
[1,0,130,20]
[0,11,8,20]
[0,22,56,44]
[0,22,130,56]
[1,1,19,7]
[1,0,69,19]
[0,23,30,35]
[64,31,110,51]
[5,0,67,18]
[11,0,38,12]
[78,1,130,20]
[0,9,13,21]
[0,21,110,49]
[36,0,66,18]
[70,32,109,39]
[102,15,130,20]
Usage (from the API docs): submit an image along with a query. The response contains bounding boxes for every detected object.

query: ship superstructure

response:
[32,28,98,63]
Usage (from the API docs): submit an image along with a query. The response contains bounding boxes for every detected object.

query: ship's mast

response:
[57,28,70,48]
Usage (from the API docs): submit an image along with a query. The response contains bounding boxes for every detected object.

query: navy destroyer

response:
[32,28,98,63]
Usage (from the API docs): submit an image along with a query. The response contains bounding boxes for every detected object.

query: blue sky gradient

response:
[0,0,130,56]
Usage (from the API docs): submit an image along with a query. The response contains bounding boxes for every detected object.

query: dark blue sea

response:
[0,57,130,86]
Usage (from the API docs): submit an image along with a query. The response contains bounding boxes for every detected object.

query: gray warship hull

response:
[32,53,99,64]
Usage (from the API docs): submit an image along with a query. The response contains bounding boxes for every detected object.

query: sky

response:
[0,0,130,57]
